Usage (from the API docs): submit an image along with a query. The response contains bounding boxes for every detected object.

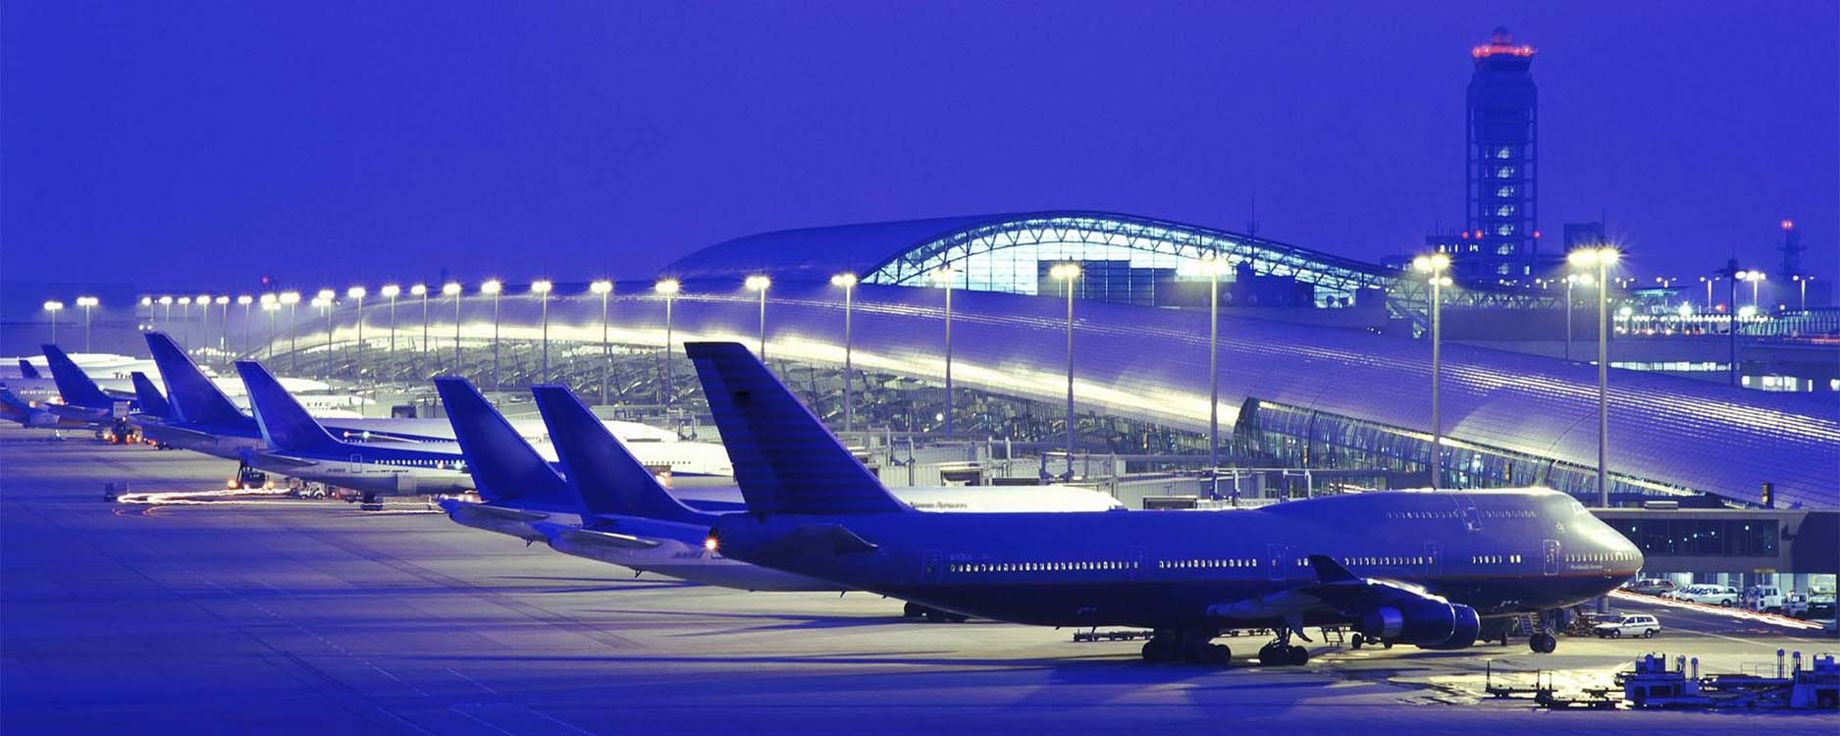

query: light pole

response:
[591,280,613,404]
[215,295,231,356]
[280,292,300,374]
[197,294,212,352]
[482,279,502,387]
[655,279,680,406]
[1194,254,1230,484]
[831,273,859,433]
[262,300,280,359]
[532,280,553,383]
[347,286,367,385]
[1049,263,1081,480]
[158,296,174,338]
[411,284,429,374]
[381,284,400,379]
[42,300,64,344]
[1412,253,1452,489]
[929,268,957,437]
[443,282,463,373]
[745,275,771,359]
[1568,245,1620,508]
[1792,275,1812,312]
[76,296,99,352]
[178,296,193,347]
[311,294,332,379]
[236,296,253,355]
[260,294,278,359]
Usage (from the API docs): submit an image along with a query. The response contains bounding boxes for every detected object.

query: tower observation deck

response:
[1465,27,1542,283]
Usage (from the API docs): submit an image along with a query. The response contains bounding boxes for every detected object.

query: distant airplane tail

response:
[17,359,41,379]
[530,385,711,524]
[234,360,340,452]
[683,342,906,515]
[145,332,254,429]
[433,377,574,511]
[130,372,174,419]
[40,344,115,410]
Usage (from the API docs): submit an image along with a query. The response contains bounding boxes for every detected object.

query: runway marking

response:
[448,706,518,736]
[530,709,598,736]
[447,667,500,695]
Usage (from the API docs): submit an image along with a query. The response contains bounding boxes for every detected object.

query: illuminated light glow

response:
[410,284,428,296]
[42,300,64,312]
[745,275,772,291]
[262,302,280,312]
[480,279,502,295]
[158,296,174,305]
[178,297,192,306]
[1677,304,1693,318]
[653,278,680,295]
[347,286,366,299]
[1567,246,1620,268]
[197,293,211,304]
[1781,219,1795,231]
[1049,263,1081,280]
[140,297,153,306]
[316,289,335,300]
[279,291,301,305]
[442,282,462,296]
[530,279,553,295]
[236,295,253,305]
[703,536,719,552]
[77,296,99,307]
[830,272,858,288]
[589,280,613,295]
[214,295,230,305]
[1738,305,1758,318]
[380,284,401,298]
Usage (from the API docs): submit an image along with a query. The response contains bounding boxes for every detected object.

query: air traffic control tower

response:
[1465,27,1541,283]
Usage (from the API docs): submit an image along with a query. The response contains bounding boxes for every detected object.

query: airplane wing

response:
[1202,555,1481,650]
[561,527,663,550]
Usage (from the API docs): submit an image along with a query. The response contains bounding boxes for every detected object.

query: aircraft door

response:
[1542,539,1561,576]
[922,550,944,583]
[1424,542,1443,575]
[1266,544,1289,581]
[349,454,363,473]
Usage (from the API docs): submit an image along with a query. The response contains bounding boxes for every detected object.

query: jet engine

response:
[1359,598,1481,650]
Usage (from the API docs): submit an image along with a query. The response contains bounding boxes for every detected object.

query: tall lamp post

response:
[1744,270,1766,309]
[1412,253,1452,489]
[443,282,463,373]
[76,296,99,352]
[1049,263,1082,480]
[236,296,253,356]
[178,297,193,347]
[347,286,367,385]
[745,275,771,359]
[197,294,213,352]
[411,284,429,375]
[311,293,333,379]
[381,284,400,379]
[215,295,231,356]
[42,300,64,344]
[655,279,680,406]
[532,280,553,383]
[1194,254,1229,486]
[260,294,278,359]
[591,280,613,404]
[158,296,174,338]
[481,280,502,386]
[831,273,858,433]
[280,292,301,374]
[1568,245,1620,508]
[1791,275,1811,312]
[929,268,957,437]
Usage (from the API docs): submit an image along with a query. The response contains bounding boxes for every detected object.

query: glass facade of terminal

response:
[1613,518,1780,558]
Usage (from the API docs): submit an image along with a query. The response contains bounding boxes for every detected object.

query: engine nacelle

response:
[1360,599,1481,649]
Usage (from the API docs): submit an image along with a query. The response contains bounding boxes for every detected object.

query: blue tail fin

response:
[145,332,255,430]
[130,372,173,419]
[234,360,340,452]
[40,344,114,409]
[683,342,906,515]
[530,385,711,524]
[18,359,40,379]
[433,377,574,511]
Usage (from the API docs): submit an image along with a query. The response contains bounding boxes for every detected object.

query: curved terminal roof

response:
[305,278,1839,510]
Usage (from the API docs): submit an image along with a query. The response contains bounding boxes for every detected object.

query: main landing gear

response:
[1256,627,1311,666]
[901,601,968,623]
[1139,629,1232,665]
[1528,631,1558,653]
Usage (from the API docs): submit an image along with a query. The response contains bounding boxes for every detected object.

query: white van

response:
[1743,586,1786,614]
[1673,585,1739,606]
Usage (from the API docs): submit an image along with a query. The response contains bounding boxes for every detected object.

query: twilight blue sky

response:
[4,1,1835,293]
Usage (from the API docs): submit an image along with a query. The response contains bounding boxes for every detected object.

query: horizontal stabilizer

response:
[41,344,114,410]
[235,361,340,452]
[433,377,572,510]
[130,372,173,419]
[684,342,906,516]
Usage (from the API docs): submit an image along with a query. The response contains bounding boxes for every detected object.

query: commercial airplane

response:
[30,344,135,428]
[687,341,1644,665]
[235,360,477,501]
[130,372,174,420]
[434,378,1123,601]
[0,387,92,430]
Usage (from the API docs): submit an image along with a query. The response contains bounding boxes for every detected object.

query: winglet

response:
[433,377,573,511]
[130,372,173,419]
[1307,554,1362,584]
[17,359,40,379]
[145,332,254,429]
[41,344,114,409]
[530,384,710,524]
[683,342,906,515]
[234,360,340,452]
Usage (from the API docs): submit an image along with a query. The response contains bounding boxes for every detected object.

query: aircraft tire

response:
[1350,633,1365,650]
[1142,640,1171,663]
[1529,632,1557,653]
[903,602,924,618]
[1288,646,1309,666]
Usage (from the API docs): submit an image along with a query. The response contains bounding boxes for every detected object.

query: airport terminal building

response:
[208,211,1837,515]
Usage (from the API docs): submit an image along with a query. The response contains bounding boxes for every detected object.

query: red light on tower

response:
[1781,219,1794,231]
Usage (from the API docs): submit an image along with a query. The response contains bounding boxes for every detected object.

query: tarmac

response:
[4,425,1836,734]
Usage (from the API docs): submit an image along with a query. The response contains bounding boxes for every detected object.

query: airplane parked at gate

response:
[686,341,1644,665]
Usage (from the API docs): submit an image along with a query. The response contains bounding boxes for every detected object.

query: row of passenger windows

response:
[1340,556,1433,567]
[368,458,456,469]
[1384,511,1460,520]
[1158,558,1260,570]
[1565,551,1638,564]
[947,561,1137,574]
[1471,554,1524,564]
